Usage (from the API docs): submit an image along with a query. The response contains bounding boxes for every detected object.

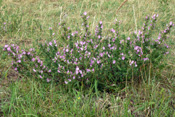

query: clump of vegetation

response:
[3,12,174,91]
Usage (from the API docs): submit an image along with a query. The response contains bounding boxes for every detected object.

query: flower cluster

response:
[3,13,174,89]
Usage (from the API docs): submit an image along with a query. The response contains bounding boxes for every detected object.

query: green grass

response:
[0,0,175,116]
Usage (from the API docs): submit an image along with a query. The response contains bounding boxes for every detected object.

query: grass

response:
[0,0,175,116]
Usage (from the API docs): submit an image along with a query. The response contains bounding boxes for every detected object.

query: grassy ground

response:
[0,0,175,116]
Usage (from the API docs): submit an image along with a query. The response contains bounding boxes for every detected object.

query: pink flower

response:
[33,69,36,72]
[97,60,101,64]
[47,78,51,82]
[79,70,82,74]
[165,52,169,54]
[122,56,125,60]
[113,60,116,64]
[76,66,79,74]
[65,81,68,84]
[135,62,137,67]
[17,60,21,63]
[127,37,130,40]
[32,58,35,62]
[14,67,17,71]
[143,58,149,61]
[83,12,87,15]
[86,69,91,72]
[49,42,52,46]
[40,70,43,74]
[68,79,71,82]
[73,76,75,79]
[7,47,11,51]
[130,61,134,66]
[39,75,43,79]
[111,28,115,33]
[92,68,94,72]
[4,45,8,48]
[54,40,56,44]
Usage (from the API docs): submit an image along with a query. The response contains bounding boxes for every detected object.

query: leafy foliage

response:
[3,13,174,90]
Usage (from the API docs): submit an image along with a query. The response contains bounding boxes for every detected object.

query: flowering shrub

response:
[3,12,174,90]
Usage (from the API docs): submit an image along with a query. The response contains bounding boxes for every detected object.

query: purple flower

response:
[39,75,43,79]
[58,70,60,73]
[113,60,116,64]
[83,12,87,16]
[98,35,101,39]
[65,81,68,84]
[143,58,149,61]
[97,60,101,64]
[14,67,17,71]
[32,58,35,62]
[111,28,115,33]
[120,53,124,56]
[66,48,69,52]
[103,47,105,50]
[40,70,43,74]
[99,53,104,57]
[86,69,91,72]
[7,47,11,51]
[76,66,79,74]
[79,70,82,74]
[165,52,169,54]
[49,27,52,30]
[47,78,51,82]
[127,37,130,40]
[68,79,71,82]
[33,69,36,72]
[130,61,134,66]
[120,40,124,44]
[49,42,52,46]
[134,46,139,50]
[4,45,8,48]
[48,69,51,72]
[92,68,94,72]
[164,44,169,48]
[17,60,21,63]
[122,56,125,60]
[135,62,137,67]
[54,40,56,44]
[73,76,75,79]
[99,21,102,24]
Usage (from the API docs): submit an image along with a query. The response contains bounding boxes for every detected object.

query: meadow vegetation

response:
[0,0,175,116]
